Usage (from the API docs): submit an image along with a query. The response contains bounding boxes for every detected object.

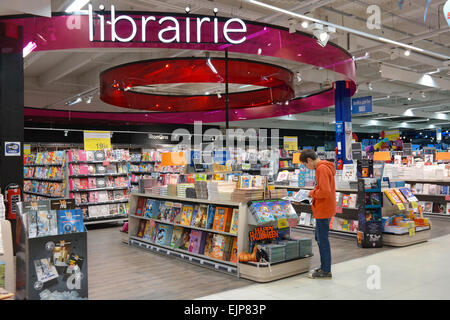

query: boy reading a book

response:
[300,149,336,279]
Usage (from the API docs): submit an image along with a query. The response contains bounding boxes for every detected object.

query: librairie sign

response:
[88,4,247,44]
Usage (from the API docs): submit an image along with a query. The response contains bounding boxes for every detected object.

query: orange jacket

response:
[308,160,336,219]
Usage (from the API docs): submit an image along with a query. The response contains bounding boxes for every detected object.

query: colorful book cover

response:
[229,208,239,234]
[188,230,204,253]
[88,164,96,175]
[135,197,146,216]
[143,219,155,241]
[136,219,147,238]
[252,202,275,223]
[180,204,194,226]
[36,210,58,237]
[229,237,238,263]
[52,240,71,267]
[399,187,416,202]
[196,204,209,229]
[57,209,85,234]
[143,199,154,218]
[341,195,351,208]
[384,189,402,205]
[212,207,232,232]
[177,228,191,250]
[170,202,183,223]
[209,234,226,260]
[150,200,161,219]
[190,205,200,227]
[170,226,183,248]
[393,189,408,203]
[79,164,89,175]
[161,202,173,221]
[79,178,89,190]
[203,233,214,257]
[78,150,87,161]
[205,205,216,229]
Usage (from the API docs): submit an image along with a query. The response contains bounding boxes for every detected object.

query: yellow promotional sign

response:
[24,144,31,155]
[283,136,298,151]
[384,130,400,141]
[84,131,112,151]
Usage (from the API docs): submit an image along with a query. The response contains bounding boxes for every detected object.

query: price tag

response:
[84,130,111,151]
[409,228,415,237]
[277,218,288,229]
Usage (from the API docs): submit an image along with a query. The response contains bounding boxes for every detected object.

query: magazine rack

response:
[381,190,431,247]
[0,220,15,294]
[15,200,88,300]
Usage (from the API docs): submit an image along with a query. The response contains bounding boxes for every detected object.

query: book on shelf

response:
[209,234,227,261]
[177,228,192,250]
[229,208,239,234]
[57,209,85,234]
[190,205,200,227]
[229,238,238,263]
[393,189,408,203]
[154,224,173,246]
[34,258,59,283]
[52,240,71,267]
[135,197,146,216]
[170,202,183,223]
[202,232,214,257]
[180,204,194,226]
[212,207,233,233]
[170,226,183,248]
[160,201,173,221]
[384,189,403,206]
[188,230,206,254]
[118,203,128,215]
[110,203,119,215]
[94,150,105,161]
[432,203,445,214]
[249,201,276,223]
[136,219,147,238]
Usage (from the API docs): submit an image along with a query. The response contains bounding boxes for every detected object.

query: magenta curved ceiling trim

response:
[3,12,357,124]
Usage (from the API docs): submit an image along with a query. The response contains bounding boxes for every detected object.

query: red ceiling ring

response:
[100,57,295,112]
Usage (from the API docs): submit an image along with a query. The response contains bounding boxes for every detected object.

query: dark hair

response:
[299,149,318,163]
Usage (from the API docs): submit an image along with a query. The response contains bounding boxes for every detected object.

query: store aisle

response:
[196,233,450,300]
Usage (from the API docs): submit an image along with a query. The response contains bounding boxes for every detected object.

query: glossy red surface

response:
[100,58,294,112]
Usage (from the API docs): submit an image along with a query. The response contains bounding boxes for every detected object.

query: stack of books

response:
[167,184,177,197]
[260,243,285,263]
[277,240,298,260]
[208,181,236,201]
[141,178,158,194]
[269,188,288,199]
[159,185,168,196]
[297,238,312,257]
[177,183,195,198]
[231,188,264,203]
[194,181,208,199]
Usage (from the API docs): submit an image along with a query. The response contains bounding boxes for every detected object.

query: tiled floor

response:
[196,234,450,300]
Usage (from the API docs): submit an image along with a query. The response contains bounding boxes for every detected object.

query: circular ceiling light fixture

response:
[100,57,295,112]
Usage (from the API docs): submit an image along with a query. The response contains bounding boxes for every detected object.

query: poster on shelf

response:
[342,163,357,182]
[83,131,111,151]
[161,152,186,166]
[283,136,298,151]
[292,152,301,164]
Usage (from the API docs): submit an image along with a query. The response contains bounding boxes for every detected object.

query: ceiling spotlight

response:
[296,72,302,82]
[185,6,190,13]
[285,101,289,105]
[64,130,68,137]
[213,8,218,14]
[205,53,218,74]
[309,23,335,48]
[84,95,92,104]
[368,82,373,91]
[408,97,412,101]
[257,48,262,55]
[404,49,411,56]
[421,91,426,98]
[217,92,222,99]
[301,21,309,29]
[205,91,210,95]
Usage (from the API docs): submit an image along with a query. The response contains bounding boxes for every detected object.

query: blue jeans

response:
[314,218,331,273]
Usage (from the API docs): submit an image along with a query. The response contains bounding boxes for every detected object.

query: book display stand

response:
[15,199,88,300]
[356,178,383,248]
[0,220,15,296]
[238,199,312,283]
[381,187,431,247]
[128,193,242,276]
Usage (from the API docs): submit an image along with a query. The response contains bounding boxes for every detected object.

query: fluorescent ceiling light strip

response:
[65,0,90,12]
[246,0,450,61]
[206,59,218,74]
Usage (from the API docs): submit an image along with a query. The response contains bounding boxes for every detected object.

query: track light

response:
[296,72,302,82]
[309,23,335,47]
[205,53,218,74]
[23,41,37,58]
[64,130,68,137]
[301,21,309,29]
[65,0,90,12]
[185,6,190,13]
[404,49,411,56]
[368,82,373,91]
[84,95,92,104]
[66,97,82,106]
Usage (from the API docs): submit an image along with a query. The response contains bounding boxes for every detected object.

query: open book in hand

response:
[284,189,312,204]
